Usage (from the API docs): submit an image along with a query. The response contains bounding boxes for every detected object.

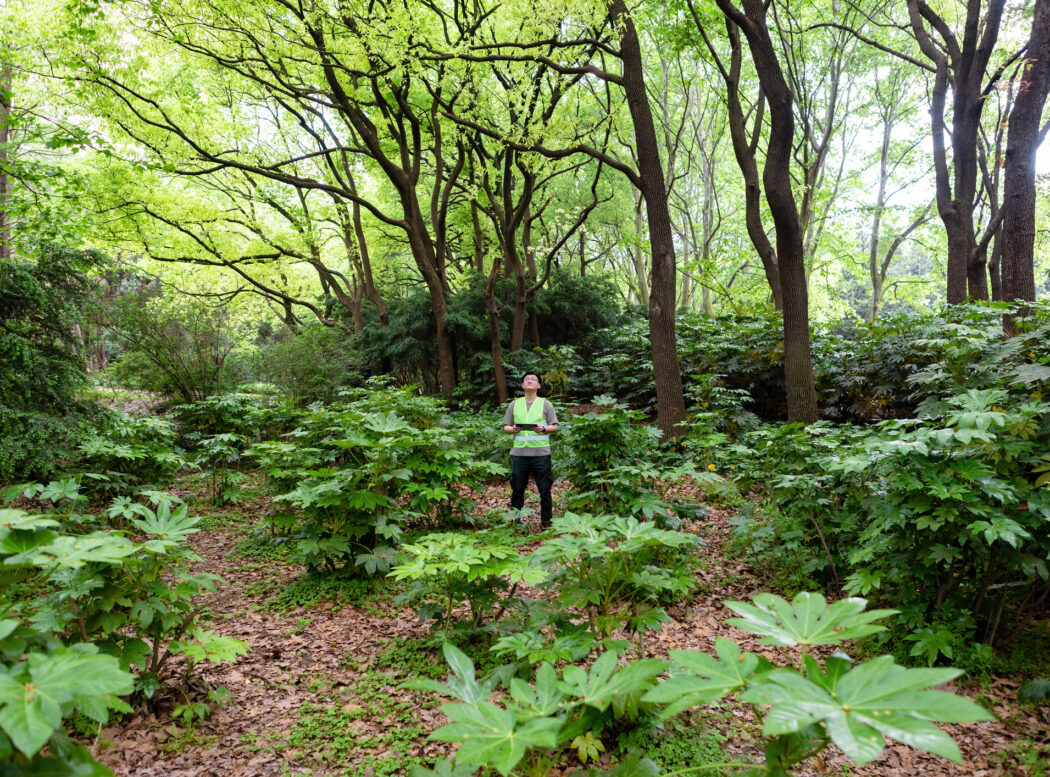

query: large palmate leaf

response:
[740,656,992,765]
[0,647,133,756]
[9,533,138,571]
[429,701,563,776]
[508,663,567,717]
[725,592,896,647]
[130,501,199,540]
[558,650,667,711]
[643,637,764,717]
[0,510,60,534]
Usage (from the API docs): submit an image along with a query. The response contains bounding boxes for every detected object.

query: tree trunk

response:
[610,0,687,438]
[906,0,1006,304]
[694,11,783,309]
[717,0,818,423]
[1002,0,1050,323]
[631,190,650,308]
[0,64,12,261]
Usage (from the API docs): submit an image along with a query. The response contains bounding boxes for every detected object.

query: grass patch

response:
[991,739,1050,776]
[232,533,294,562]
[264,571,396,614]
[280,670,435,777]
[196,511,252,531]
[372,637,445,680]
[619,712,741,771]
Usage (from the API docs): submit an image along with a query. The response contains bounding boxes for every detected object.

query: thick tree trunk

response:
[610,0,687,438]
[717,0,818,423]
[1002,0,1050,322]
[632,190,650,308]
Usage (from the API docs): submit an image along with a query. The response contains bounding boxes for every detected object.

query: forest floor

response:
[92,474,1050,777]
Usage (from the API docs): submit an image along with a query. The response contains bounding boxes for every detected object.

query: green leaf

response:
[725,592,896,647]
[644,638,759,717]
[0,694,55,757]
[740,656,992,765]
[430,702,562,776]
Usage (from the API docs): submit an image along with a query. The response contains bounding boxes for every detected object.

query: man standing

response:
[503,373,559,528]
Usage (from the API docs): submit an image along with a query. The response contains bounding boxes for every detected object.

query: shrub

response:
[0,244,106,481]
[419,593,992,777]
[69,410,185,500]
[107,293,246,403]
[253,323,365,403]
[248,387,503,575]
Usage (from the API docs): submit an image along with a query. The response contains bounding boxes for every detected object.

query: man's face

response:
[522,374,541,392]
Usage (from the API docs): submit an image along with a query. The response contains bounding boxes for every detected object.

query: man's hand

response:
[504,424,521,433]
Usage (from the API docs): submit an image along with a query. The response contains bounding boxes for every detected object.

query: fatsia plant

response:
[529,513,700,644]
[0,499,235,693]
[391,531,547,638]
[419,594,991,777]
[414,644,667,777]
[0,619,134,772]
[645,593,992,774]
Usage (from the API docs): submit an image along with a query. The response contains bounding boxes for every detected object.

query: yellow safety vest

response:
[512,397,549,450]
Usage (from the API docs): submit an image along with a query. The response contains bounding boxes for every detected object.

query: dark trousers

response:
[510,454,553,525]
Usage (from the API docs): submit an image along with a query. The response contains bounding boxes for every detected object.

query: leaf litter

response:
[92,479,1049,777]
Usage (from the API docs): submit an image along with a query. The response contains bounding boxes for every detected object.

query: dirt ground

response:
[92,479,1050,777]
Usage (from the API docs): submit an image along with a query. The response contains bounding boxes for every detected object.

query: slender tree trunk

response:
[1002,0,1050,325]
[868,109,892,321]
[610,0,687,438]
[906,0,1006,304]
[0,64,12,261]
[695,12,783,309]
[717,0,818,423]
[989,226,1003,300]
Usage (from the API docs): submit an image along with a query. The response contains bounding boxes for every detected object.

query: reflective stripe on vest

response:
[512,397,549,450]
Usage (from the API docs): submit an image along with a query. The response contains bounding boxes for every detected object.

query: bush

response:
[0,244,106,481]
[107,293,246,403]
[69,410,185,500]
[247,386,503,575]
[253,323,365,403]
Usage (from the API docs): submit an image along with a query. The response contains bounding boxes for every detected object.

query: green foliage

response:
[0,620,133,771]
[419,595,990,777]
[107,292,245,404]
[253,323,365,404]
[0,244,106,482]
[528,513,700,641]
[264,570,392,613]
[392,531,546,638]
[70,410,185,500]
[0,495,231,690]
[418,644,666,777]
[248,387,502,575]
[647,593,991,774]
[281,667,433,777]
[1018,678,1050,704]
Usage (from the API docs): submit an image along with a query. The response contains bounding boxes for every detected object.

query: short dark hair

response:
[522,372,541,382]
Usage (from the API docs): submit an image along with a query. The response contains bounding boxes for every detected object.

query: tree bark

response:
[0,64,12,261]
[689,5,783,309]
[609,0,687,438]
[905,0,1008,303]
[631,189,650,308]
[715,0,818,424]
[1002,0,1050,323]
